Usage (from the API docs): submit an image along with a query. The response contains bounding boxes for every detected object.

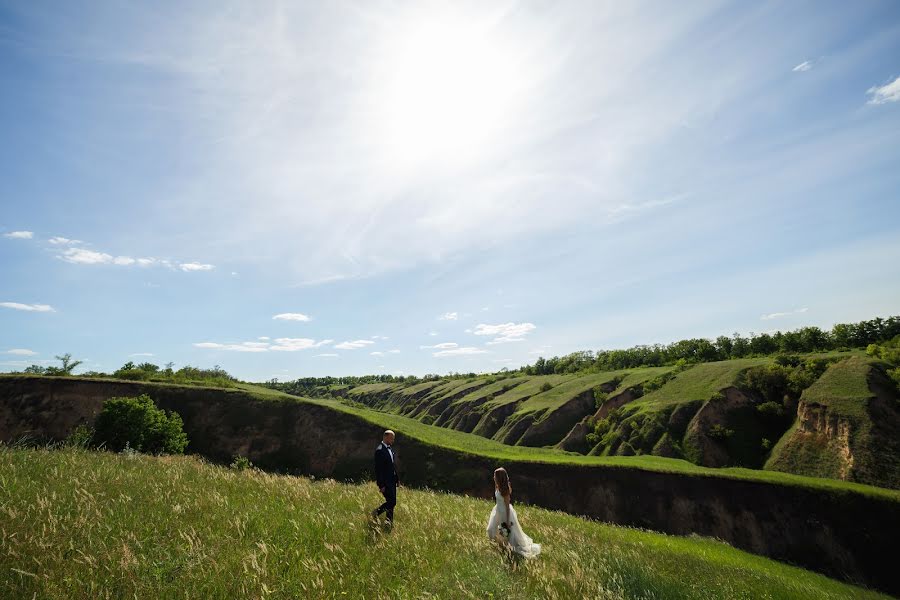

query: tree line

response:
[520,315,900,375]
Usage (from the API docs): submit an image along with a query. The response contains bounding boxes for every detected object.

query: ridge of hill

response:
[329,351,900,490]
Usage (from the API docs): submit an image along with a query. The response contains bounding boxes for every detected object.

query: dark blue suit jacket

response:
[374,443,399,488]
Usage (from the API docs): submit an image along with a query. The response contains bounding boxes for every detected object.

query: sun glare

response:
[370,18,525,171]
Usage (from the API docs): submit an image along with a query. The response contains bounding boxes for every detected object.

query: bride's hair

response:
[493,467,512,498]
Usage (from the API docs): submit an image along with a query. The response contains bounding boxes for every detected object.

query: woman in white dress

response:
[486,467,541,558]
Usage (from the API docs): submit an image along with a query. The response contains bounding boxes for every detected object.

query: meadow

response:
[0,446,889,600]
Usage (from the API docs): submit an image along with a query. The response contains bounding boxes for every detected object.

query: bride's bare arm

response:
[504,495,512,526]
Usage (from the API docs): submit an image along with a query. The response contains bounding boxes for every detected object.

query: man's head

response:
[383,430,395,446]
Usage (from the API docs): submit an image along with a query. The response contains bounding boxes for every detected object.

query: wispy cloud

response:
[1,302,55,312]
[334,339,375,350]
[473,322,536,344]
[314,353,339,358]
[194,338,332,352]
[129,352,155,357]
[420,342,458,350]
[792,60,813,72]
[179,262,214,272]
[434,346,488,357]
[438,312,458,320]
[867,75,900,105]
[760,307,809,320]
[57,245,214,272]
[48,236,81,245]
[3,231,33,239]
[6,349,37,356]
[370,351,384,356]
[273,312,311,322]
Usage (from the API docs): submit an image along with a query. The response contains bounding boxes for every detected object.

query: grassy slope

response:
[0,448,887,600]
[765,357,894,486]
[1,373,894,499]
[235,384,900,500]
[626,359,770,415]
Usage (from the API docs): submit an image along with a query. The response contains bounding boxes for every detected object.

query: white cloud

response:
[434,346,488,357]
[420,342,458,350]
[314,353,339,357]
[60,248,113,264]
[113,256,136,266]
[270,338,332,351]
[1,302,55,312]
[129,352,155,357]
[6,349,37,356]
[273,312,311,322]
[3,231,33,239]
[137,258,157,266]
[48,236,82,245]
[473,322,536,344]
[428,331,438,336]
[438,311,458,320]
[371,335,389,340]
[193,341,269,352]
[387,349,400,354]
[528,346,552,355]
[334,339,375,350]
[792,60,813,72]
[370,351,384,356]
[180,262,215,272]
[194,338,331,352]
[258,336,270,340]
[867,75,900,105]
[760,307,809,320]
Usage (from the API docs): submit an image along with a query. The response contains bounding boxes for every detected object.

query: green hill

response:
[334,351,900,489]
[0,447,888,600]
[766,357,900,488]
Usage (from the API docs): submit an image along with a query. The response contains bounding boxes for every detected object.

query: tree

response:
[44,353,82,376]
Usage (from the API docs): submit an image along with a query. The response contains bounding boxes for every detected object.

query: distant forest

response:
[272,315,900,395]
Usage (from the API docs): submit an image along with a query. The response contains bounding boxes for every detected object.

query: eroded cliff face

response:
[766,367,900,489]
[795,401,855,479]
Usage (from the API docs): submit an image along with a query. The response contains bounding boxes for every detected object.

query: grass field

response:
[0,447,888,600]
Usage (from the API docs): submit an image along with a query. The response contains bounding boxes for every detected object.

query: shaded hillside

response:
[3,448,889,600]
[766,357,900,489]
[339,352,900,487]
[2,375,900,594]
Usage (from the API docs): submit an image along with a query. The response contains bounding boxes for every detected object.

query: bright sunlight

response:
[369,15,528,171]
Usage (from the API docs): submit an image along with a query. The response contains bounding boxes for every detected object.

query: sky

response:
[1,1,899,381]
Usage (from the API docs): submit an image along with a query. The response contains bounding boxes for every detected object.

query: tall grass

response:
[0,447,887,599]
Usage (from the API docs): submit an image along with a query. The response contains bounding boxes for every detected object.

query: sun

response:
[369,16,526,171]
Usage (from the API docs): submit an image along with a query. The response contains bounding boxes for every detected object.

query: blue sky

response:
[2,1,899,381]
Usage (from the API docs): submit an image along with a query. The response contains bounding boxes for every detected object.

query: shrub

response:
[93,395,188,454]
[707,424,734,441]
[593,388,608,410]
[230,455,253,471]
[756,401,785,419]
[540,382,553,392]
[66,425,94,448]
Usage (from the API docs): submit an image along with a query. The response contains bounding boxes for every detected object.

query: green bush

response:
[707,424,734,441]
[93,395,188,454]
[540,382,553,392]
[65,425,95,448]
[230,455,253,471]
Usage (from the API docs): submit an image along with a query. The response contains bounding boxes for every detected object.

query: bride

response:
[486,467,541,558]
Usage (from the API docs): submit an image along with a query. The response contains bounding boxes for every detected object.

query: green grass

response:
[628,359,772,414]
[801,356,873,418]
[4,375,896,500]
[0,447,888,600]
[231,385,900,501]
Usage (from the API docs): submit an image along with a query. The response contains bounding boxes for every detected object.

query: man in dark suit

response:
[371,429,399,524]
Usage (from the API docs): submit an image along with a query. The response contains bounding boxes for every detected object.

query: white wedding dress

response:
[486,490,541,558]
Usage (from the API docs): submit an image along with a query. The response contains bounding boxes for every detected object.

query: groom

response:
[371,429,399,524]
